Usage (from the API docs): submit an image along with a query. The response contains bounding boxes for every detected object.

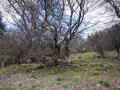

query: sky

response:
[0,0,120,38]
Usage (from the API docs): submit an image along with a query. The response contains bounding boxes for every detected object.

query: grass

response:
[57,75,65,81]
[105,51,117,56]
[100,80,111,87]
[0,64,40,76]
[0,51,120,90]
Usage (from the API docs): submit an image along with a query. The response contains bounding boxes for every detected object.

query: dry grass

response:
[1,73,120,90]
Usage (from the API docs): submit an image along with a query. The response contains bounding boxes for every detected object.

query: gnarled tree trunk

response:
[52,45,61,65]
[64,42,72,64]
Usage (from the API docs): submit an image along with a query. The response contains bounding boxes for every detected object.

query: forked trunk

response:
[52,44,61,65]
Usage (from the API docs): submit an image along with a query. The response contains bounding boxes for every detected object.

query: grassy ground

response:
[0,51,120,90]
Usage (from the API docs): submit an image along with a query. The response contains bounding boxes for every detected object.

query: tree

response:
[0,11,6,68]
[53,0,100,62]
[40,0,63,64]
[0,32,11,68]
[104,0,120,18]
[9,31,28,64]
[4,0,101,65]
[0,11,5,36]
[0,12,5,30]
[88,30,109,58]
[109,23,120,59]
[40,0,100,63]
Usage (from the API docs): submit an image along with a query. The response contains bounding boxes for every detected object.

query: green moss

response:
[0,64,41,76]
[18,64,27,73]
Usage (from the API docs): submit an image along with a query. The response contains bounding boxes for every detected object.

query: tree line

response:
[85,23,120,59]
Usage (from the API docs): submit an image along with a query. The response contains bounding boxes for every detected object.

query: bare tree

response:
[4,0,101,65]
[9,32,28,64]
[88,30,109,58]
[60,0,100,62]
[0,12,6,68]
[0,29,29,67]
[42,0,100,63]
[109,23,120,59]
[0,30,11,68]
[5,0,45,49]
[104,0,120,18]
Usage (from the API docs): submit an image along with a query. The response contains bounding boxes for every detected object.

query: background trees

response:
[0,11,6,68]
[0,11,5,36]
[87,30,110,58]
[86,22,120,59]
[109,23,120,59]
[2,0,100,65]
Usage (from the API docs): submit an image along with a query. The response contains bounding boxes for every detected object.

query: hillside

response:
[0,51,120,90]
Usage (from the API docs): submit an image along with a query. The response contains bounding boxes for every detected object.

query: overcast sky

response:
[0,0,120,38]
